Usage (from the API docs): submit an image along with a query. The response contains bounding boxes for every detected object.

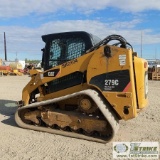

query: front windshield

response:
[49,37,86,67]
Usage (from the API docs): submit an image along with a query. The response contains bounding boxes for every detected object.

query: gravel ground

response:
[0,75,159,160]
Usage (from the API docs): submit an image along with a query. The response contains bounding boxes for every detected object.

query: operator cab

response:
[41,31,101,70]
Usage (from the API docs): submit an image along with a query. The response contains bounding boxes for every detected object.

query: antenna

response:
[141,31,143,58]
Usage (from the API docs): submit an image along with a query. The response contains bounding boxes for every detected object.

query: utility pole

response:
[4,32,7,61]
[155,48,157,64]
[15,52,18,61]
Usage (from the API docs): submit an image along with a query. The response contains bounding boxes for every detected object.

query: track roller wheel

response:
[78,96,97,114]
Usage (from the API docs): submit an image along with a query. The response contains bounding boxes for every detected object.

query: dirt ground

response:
[0,75,159,160]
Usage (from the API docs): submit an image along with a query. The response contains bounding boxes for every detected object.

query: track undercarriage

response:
[15,89,119,143]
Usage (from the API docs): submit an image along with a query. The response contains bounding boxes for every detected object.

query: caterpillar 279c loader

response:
[15,31,148,143]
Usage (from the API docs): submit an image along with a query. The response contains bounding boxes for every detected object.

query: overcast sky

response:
[0,0,160,61]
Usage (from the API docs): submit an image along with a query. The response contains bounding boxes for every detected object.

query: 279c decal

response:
[104,79,119,91]
[105,79,119,86]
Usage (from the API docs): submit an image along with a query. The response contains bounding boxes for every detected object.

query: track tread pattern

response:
[15,89,119,143]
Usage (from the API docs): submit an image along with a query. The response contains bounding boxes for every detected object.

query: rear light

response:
[144,72,148,99]
[144,62,147,68]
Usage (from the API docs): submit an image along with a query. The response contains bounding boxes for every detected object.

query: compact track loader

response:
[16,31,148,143]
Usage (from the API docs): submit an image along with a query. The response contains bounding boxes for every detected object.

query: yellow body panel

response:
[134,57,148,109]
[21,45,148,121]
[22,52,94,105]
[86,46,138,120]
